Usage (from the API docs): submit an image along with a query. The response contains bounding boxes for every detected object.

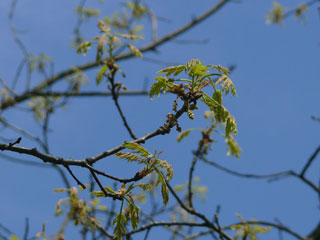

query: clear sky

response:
[0,0,319,239]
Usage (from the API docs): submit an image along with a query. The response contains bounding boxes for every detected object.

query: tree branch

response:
[300,144,320,177]
[0,0,231,111]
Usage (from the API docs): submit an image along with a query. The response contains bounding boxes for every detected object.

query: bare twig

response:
[188,140,204,209]
[300,145,320,177]
[109,68,137,140]
[148,9,158,41]
[0,78,17,97]
[11,58,26,90]
[0,117,45,149]
[89,168,123,200]
[23,90,149,98]
[9,0,33,90]
[200,156,320,195]
[200,156,292,180]
[8,137,21,147]
[23,218,29,240]
[65,165,86,189]
[311,116,320,122]
[84,162,145,183]
[164,175,233,240]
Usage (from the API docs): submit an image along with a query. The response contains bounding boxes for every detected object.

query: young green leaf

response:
[137,183,153,191]
[77,41,92,56]
[225,134,242,158]
[161,182,169,206]
[113,213,127,240]
[115,152,141,161]
[128,44,142,58]
[123,142,150,156]
[91,191,106,197]
[177,129,193,142]
[157,65,185,76]
[96,64,108,85]
[149,81,166,99]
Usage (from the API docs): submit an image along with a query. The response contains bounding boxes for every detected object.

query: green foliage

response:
[115,144,173,205]
[123,142,150,156]
[177,129,194,142]
[9,235,20,240]
[226,134,242,158]
[174,176,208,201]
[77,41,92,56]
[66,67,89,93]
[54,186,106,236]
[75,6,100,22]
[28,53,52,72]
[103,1,148,33]
[137,183,153,191]
[27,97,61,122]
[128,44,142,58]
[231,214,272,240]
[156,59,241,157]
[96,64,108,85]
[265,2,284,25]
[294,4,308,23]
[113,212,128,240]
[126,2,148,19]
[126,196,140,229]
[77,18,143,86]
[155,168,169,205]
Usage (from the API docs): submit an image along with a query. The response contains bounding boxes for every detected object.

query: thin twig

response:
[85,163,144,183]
[0,117,45,149]
[24,90,149,98]
[0,78,17,97]
[187,140,204,209]
[89,168,123,200]
[164,174,233,240]
[65,165,86,189]
[300,145,320,177]
[109,70,137,140]
[200,156,320,195]
[9,0,32,91]
[200,156,292,180]
[23,218,29,240]
[11,58,26,90]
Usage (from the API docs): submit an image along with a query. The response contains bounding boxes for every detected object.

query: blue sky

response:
[0,0,319,239]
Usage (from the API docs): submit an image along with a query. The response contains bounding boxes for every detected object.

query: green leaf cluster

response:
[77,41,92,56]
[27,97,61,122]
[231,214,272,240]
[54,186,106,235]
[115,143,173,206]
[155,59,241,157]
[28,53,52,72]
[265,2,284,25]
[75,6,100,22]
